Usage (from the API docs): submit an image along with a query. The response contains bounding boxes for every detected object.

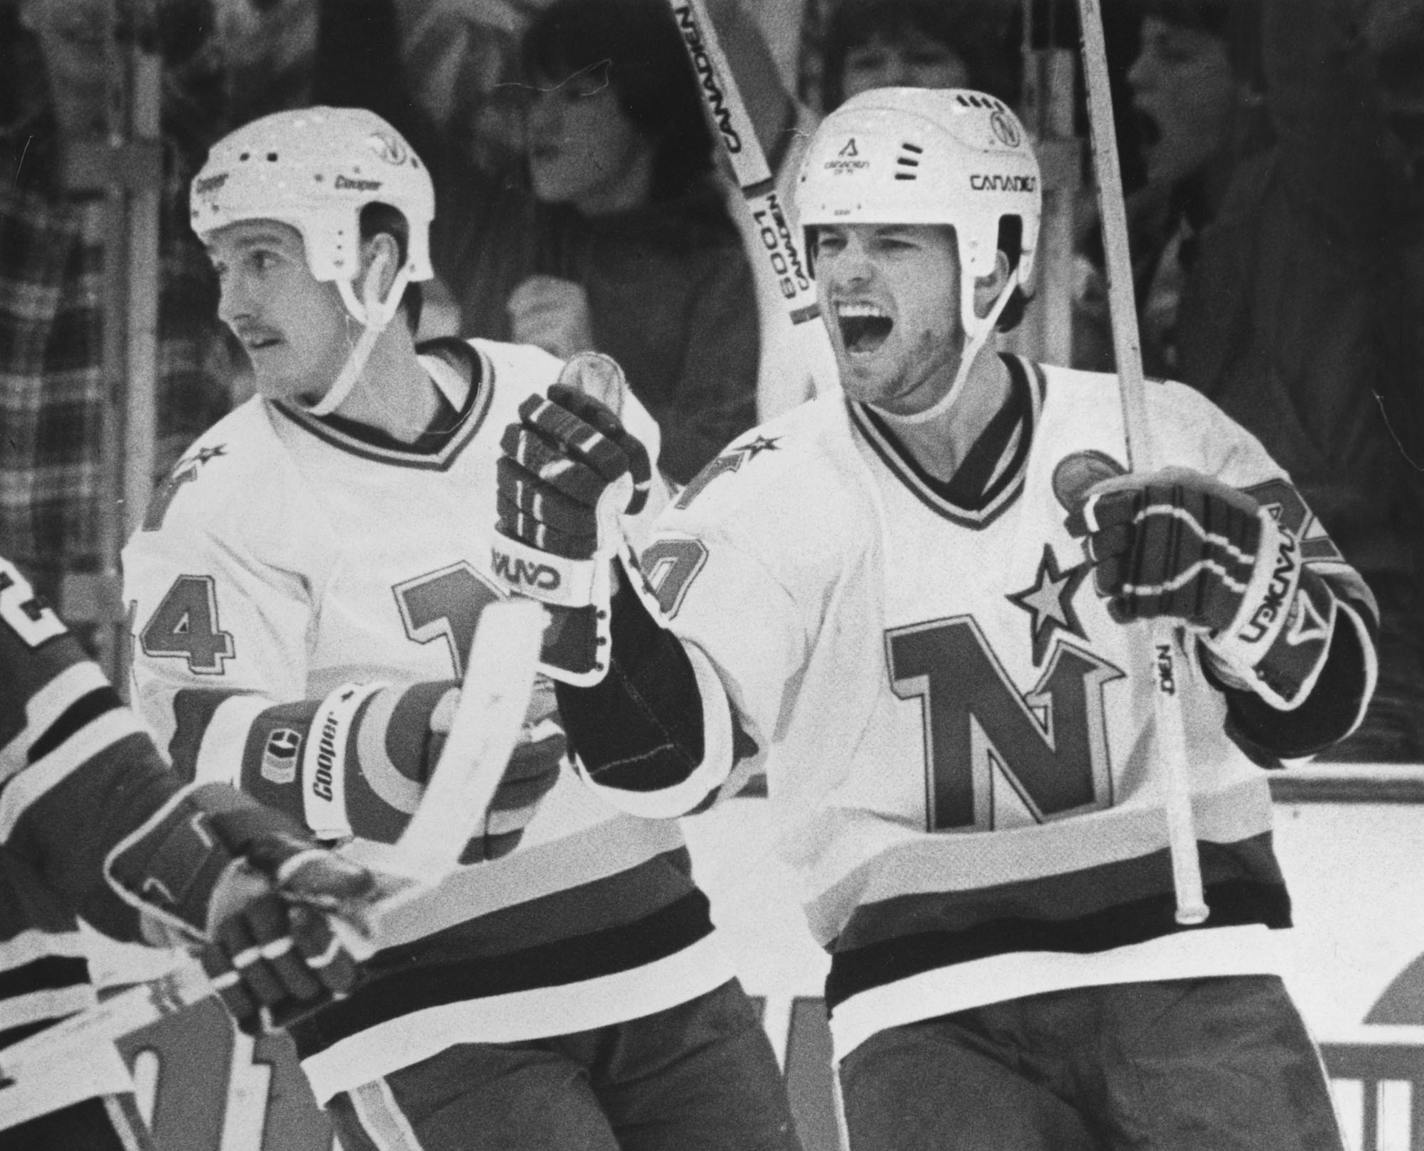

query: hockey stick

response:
[0,598,546,1079]
[665,0,838,406]
[1076,0,1208,924]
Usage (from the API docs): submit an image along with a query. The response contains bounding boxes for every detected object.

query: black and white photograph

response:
[1,1,1421,1148]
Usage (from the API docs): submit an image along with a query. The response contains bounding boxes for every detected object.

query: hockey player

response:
[123,107,800,1150]
[0,554,374,1150]
[493,88,1378,1149]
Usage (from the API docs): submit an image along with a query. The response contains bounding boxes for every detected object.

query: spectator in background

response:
[214,0,320,128]
[0,0,234,608]
[433,0,760,485]
[819,0,1021,112]
[399,0,532,179]
[1073,0,1273,379]
[1079,0,1423,761]
[1367,0,1424,624]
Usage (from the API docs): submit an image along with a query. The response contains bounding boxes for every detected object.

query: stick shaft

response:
[666,1,831,341]
[1077,0,1150,469]
[1077,0,1208,924]
[376,598,545,877]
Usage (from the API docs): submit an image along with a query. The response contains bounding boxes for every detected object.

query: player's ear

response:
[971,249,1013,320]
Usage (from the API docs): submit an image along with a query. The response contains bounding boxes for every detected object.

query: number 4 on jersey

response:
[139,575,235,674]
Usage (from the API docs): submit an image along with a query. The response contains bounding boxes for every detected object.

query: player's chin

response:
[253,370,312,406]
[838,369,904,411]
[838,336,909,390]
[859,369,946,418]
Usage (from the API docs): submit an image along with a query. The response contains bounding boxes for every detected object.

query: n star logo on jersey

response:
[1007,544,1090,666]
[189,444,227,468]
[675,435,782,511]
[143,445,229,532]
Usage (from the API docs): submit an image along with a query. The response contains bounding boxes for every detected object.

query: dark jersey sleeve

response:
[0,558,186,942]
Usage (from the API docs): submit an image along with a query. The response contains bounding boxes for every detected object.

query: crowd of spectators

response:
[1,0,1419,758]
[428,0,760,485]
[1073,0,1424,761]
[0,0,234,608]
[814,0,1021,113]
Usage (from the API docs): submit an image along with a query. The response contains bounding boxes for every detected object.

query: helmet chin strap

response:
[888,268,1018,427]
[304,253,411,418]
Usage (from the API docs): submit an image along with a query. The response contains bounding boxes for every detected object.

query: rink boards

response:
[86,766,1424,1151]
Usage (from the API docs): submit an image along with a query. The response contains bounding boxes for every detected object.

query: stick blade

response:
[0,960,212,1082]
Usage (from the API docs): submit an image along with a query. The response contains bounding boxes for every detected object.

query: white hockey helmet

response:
[797,87,1040,344]
[190,106,434,312]
[191,107,435,415]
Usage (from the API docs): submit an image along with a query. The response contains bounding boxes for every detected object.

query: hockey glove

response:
[106,782,376,1034]
[422,675,565,862]
[242,677,565,862]
[494,353,665,685]
[1070,467,1338,710]
[201,852,375,1035]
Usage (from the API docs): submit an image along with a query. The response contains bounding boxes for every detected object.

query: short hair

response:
[359,202,423,334]
[1139,0,1266,93]
[821,0,1020,111]
[522,0,714,201]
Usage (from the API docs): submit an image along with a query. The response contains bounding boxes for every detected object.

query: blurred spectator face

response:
[526,62,657,214]
[1128,16,1241,186]
[841,28,972,103]
[213,0,318,124]
[18,0,112,92]
[821,0,1018,112]
[20,0,217,124]
[207,220,352,405]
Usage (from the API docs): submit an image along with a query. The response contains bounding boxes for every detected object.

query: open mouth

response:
[838,303,893,354]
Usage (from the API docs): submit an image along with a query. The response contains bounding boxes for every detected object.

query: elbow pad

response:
[557,574,749,818]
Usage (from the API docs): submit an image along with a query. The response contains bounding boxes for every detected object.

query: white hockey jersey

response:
[0,556,176,1126]
[615,355,1374,1062]
[122,339,733,1103]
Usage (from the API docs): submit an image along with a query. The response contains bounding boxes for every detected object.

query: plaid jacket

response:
[0,96,232,601]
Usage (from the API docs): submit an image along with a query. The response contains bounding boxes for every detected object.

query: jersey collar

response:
[272,339,494,471]
[848,354,1045,529]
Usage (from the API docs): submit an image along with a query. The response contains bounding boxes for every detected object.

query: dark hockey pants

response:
[838,975,1345,1151]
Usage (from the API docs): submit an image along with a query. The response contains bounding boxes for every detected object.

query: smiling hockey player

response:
[492,87,1377,1150]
